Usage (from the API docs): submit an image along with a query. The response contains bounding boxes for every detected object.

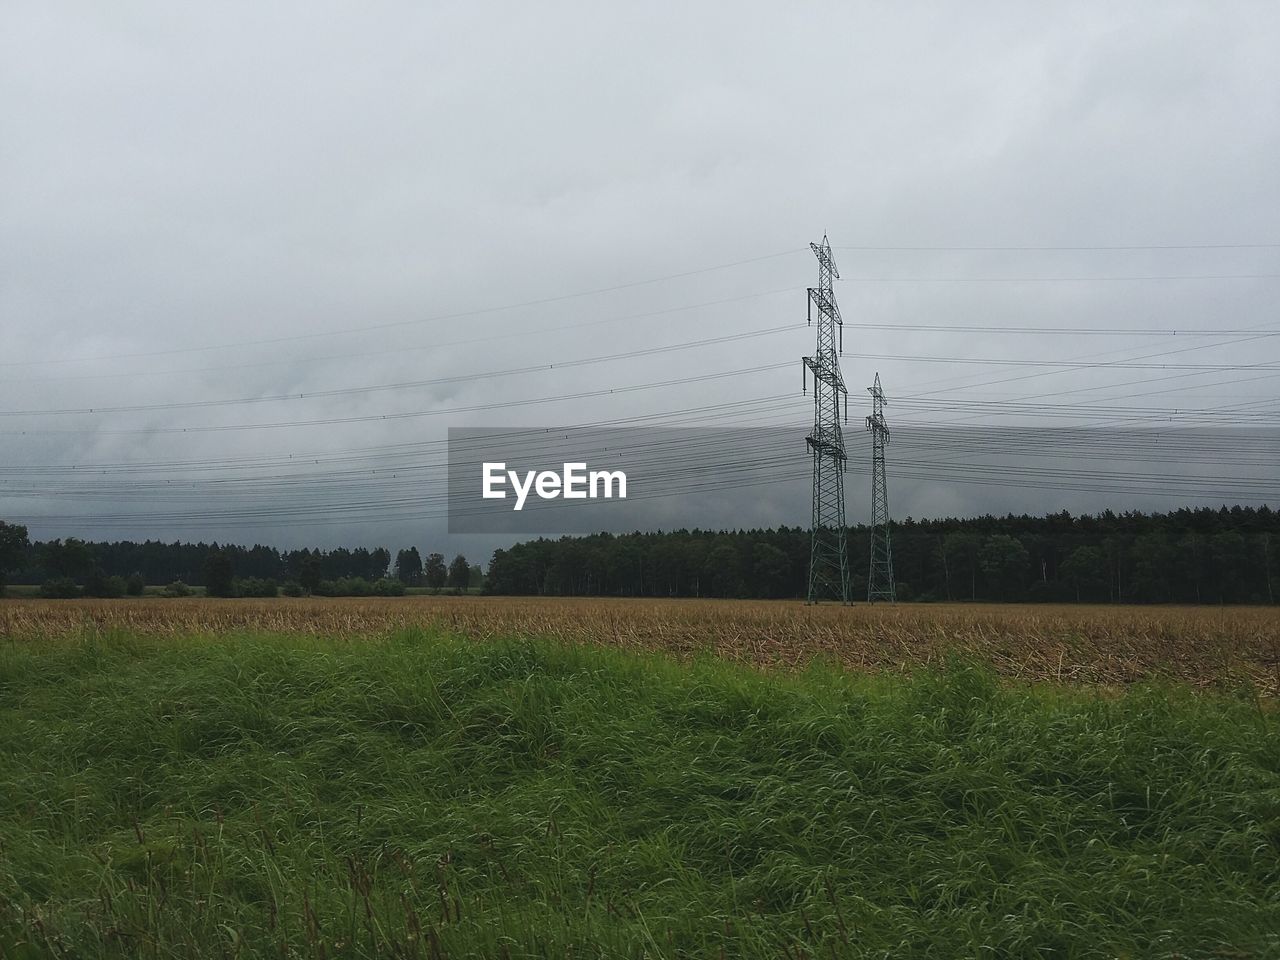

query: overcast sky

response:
[3,2,1279,561]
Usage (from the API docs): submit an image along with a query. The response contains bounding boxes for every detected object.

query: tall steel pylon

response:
[866,372,896,602]
[801,235,850,603]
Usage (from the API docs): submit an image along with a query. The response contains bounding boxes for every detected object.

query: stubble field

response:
[3,595,1278,693]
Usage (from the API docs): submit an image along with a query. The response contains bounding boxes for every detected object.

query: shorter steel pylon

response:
[866,372,896,602]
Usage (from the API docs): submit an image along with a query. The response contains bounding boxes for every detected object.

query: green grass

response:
[0,630,1277,958]
[0,585,42,598]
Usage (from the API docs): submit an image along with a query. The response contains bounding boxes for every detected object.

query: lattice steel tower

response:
[801,235,850,603]
[866,372,896,602]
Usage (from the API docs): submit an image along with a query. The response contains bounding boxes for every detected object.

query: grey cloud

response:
[2,1,1278,561]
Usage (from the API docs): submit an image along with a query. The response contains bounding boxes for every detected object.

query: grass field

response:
[1,600,1278,957]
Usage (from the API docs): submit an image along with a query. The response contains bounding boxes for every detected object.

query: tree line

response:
[482,505,1280,604]
[0,524,478,598]
[4,504,1278,603]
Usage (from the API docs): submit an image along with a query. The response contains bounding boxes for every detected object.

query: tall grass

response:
[1,628,1277,958]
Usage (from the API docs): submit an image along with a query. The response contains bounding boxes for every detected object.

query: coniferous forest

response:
[484,505,1280,603]
[2,505,1277,603]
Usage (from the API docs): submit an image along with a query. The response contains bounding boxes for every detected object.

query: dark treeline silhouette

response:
[6,540,394,587]
[0,527,480,597]
[484,505,1280,604]
[4,505,1278,603]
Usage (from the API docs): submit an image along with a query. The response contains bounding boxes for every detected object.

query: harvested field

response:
[3,596,1278,694]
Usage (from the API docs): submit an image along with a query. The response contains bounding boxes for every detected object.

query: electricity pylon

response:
[801,235,850,603]
[866,372,896,602]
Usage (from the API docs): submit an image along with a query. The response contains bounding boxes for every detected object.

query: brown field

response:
[4,596,1279,695]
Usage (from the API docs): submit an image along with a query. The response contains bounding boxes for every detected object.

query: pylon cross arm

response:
[808,241,841,278]
[807,287,842,324]
[804,356,847,392]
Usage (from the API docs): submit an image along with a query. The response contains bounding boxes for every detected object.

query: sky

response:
[2,1,1279,563]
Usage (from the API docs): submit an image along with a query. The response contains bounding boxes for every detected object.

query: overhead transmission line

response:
[904,323,1280,398]
[6,238,1280,532]
[0,323,801,417]
[838,273,1280,283]
[0,367,795,435]
[834,243,1280,251]
[848,322,1280,337]
[0,286,797,384]
[0,249,807,368]
[15,444,1278,531]
[7,241,1276,372]
[8,326,1277,421]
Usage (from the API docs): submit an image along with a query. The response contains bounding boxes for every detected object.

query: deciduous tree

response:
[395,548,423,586]
[448,554,471,589]
[0,521,30,593]
[203,550,235,598]
[424,552,447,589]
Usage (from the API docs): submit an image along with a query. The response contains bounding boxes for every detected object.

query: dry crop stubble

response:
[3,597,1277,694]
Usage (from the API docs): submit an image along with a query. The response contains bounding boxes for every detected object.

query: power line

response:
[7,401,1277,527]
[0,396,798,474]
[848,322,1280,337]
[0,365,792,435]
[0,287,796,384]
[839,273,1280,283]
[905,327,1280,398]
[9,337,1273,421]
[861,352,1280,372]
[13,440,1278,530]
[0,323,800,417]
[834,243,1280,251]
[0,249,806,368]
[9,418,1280,495]
[6,237,1279,537]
